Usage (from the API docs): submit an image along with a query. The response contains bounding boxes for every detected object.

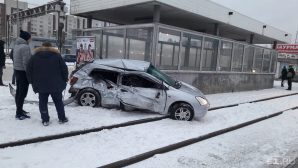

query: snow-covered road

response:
[0,81,297,168]
[128,110,298,168]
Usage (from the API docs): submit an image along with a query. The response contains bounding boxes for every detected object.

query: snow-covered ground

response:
[0,81,297,167]
[129,111,298,168]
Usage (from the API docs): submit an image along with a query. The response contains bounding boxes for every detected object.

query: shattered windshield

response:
[147,64,177,88]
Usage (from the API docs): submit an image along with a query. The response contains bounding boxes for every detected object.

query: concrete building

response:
[70,0,292,94]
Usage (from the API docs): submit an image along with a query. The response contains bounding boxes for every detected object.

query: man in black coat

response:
[27,42,69,126]
[281,66,288,87]
[0,40,6,86]
[287,65,296,91]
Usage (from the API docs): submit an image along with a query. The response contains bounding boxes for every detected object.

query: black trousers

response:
[0,66,3,84]
[281,77,287,86]
[39,92,66,122]
[288,78,292,90]
[15,70,29,115]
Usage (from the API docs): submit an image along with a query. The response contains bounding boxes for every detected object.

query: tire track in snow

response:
[0,93,297,149]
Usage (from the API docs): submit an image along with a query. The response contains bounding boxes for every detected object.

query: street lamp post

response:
[16,0,20,37]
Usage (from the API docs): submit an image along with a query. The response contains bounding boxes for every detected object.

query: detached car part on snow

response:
[69,59,210,121]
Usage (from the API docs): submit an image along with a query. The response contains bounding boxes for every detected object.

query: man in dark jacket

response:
[287,65,296,91]
[281,66,288,87]
[27,42,69,126]
[13,30,32,120]
[0,40,6,86]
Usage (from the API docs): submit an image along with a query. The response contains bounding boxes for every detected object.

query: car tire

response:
[78,88,101,107]
[170,103,194,121]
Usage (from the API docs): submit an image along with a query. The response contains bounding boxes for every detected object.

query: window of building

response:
[219,41,233,71]
[102,29,125,59]
[243,46,254,72]
[201,37,219,71]
[270,51,278,73]
[126,28,153,61]
[262,49,271,73]
[232,43,244,72]
[156,28,181,70]
[180,33,202,70]
[254,48,263,73]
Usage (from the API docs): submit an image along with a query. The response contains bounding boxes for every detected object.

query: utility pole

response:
[4,0,8,53]
[16,0,20,37]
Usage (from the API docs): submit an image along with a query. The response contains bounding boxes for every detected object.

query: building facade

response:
[70,0,291,94]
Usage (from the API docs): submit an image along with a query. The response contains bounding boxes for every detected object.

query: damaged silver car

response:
[69,59,210,121]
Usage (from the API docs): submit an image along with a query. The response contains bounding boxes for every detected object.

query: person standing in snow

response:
[13,30,32,120]
[27,42,69,126]
[286,65,296,91]
[0,40,6,86]
[281,66,288,87]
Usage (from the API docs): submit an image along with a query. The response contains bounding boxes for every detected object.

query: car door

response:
[118,73,167,113]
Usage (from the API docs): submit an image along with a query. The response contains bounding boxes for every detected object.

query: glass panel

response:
[88,30,101,59]
[156,28,180,70]
[254,48,263,73]
[201,38,219,71]
[126,28,153,61]
[232,43,244,72]
[243,46,254,72]
[262,49,271,73]
[181,33,202,70]
[270,51,278,73]
[219,41,233,71]
[102,29,124,59]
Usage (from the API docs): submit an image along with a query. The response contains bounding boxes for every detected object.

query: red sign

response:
[276,44,298,54]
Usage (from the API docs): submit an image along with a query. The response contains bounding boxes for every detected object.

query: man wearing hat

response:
[13,30,32,120]
[0,40,6,86]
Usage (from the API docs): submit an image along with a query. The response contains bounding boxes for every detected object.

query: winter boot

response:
[59,117,69,124]
[42,121,50,126]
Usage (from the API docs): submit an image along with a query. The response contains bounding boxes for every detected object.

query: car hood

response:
[178,82,206,98]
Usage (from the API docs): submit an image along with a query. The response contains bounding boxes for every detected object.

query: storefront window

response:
[254,48,263,73]
[232,43,244,72]
[88,30,101,59]
[126,28,153,61]
[201,38,219,71]
[219,41,232,71]
[102,29,124,59]
[270,51,278,73]
[262,49,271,73]
[156,28,180,70]
[180,33,202,70]
[243,46,254,72]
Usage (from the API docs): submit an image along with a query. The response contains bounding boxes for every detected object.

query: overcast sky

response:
[2,0,297,42]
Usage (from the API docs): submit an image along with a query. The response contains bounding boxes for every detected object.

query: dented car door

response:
[118,73,167,113]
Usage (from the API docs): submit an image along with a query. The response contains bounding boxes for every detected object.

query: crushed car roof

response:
[92,59,151,71]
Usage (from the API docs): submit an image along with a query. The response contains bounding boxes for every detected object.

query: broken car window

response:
[122,74,159,89]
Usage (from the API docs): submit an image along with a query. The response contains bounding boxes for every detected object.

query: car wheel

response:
[78,89,101,107]
[170,103,194,121]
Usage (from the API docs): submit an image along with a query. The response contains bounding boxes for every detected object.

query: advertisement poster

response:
[76,36,95,65]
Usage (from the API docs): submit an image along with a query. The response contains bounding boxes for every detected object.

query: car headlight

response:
[196,96,208,106]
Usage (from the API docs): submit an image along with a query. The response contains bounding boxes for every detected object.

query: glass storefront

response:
[82,23,278,74]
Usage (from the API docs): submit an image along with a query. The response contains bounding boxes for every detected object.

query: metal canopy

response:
[72,1,290,44]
